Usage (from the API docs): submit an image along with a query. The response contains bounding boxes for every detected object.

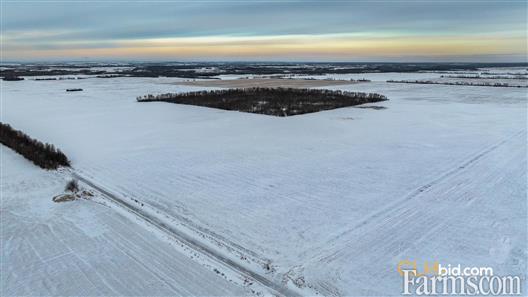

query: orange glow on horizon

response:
[3,33,526,61]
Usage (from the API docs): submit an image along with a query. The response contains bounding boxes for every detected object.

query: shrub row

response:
[0,122,70,169]
[386,80,527,88]
[440,75,527,80]
[137,87,388,116]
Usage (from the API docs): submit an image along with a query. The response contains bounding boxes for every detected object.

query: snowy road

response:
[71,171,301,297]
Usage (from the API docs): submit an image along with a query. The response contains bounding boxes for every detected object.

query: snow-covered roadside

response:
[0,148,248,296]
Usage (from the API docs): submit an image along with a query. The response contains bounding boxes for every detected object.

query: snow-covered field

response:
[1,72,526,296]
[0,148,247,296]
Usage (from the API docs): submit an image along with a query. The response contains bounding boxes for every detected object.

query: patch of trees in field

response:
[0,122,70,169]
[137,87,387,116]
[386,80,527,88]
[2,73,24,81]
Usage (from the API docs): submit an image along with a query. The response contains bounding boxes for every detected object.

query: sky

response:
[1,0,527,62]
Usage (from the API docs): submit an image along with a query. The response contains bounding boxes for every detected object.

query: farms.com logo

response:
[397,260,523,295]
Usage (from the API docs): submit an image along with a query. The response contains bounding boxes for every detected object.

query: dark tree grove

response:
[2,72,24,81]
[0,122,70,169]
[137,87,388,116]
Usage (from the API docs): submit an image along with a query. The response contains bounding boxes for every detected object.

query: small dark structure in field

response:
[137,87,387,116]
[65,179,79,193]
[0,122,70,169]
[66,88,83,92]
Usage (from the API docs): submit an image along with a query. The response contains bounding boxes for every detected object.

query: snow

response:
[0,148,248,296]
[1,72,526,296]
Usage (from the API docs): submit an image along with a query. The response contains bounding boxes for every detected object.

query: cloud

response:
[2,1,526,61]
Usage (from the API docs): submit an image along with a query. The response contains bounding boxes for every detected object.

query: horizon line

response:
[2,60,527,64]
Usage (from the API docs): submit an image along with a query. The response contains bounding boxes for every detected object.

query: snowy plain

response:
[1,71,527,296]
[0,147,248,296]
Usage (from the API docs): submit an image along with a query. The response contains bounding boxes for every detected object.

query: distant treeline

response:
[481,72,528,76]
[33,75,126,81]
[277,75,370,82]
[386,80,527,88]
[95,74,126,78]
[137,87,387,116]
[1,69,106,77]
[34,77,87,81]
[424,71,528,76]
[440,75,528,80]
[4,63,527,80]
[0,122,70,169]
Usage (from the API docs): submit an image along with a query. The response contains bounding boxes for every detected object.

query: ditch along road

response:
[72,172,303,297]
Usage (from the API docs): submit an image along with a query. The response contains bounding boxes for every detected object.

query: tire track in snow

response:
[302,129,526,296]
[72,172,302,297]
[319,129,525,249]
